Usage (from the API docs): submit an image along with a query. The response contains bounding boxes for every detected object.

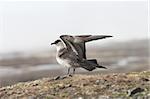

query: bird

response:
[51,39,106,74]
[60,35,113,63]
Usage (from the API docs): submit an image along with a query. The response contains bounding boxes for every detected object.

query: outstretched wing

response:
[75,35,113,42]
[60,35,113,59]
[74,35,113,58]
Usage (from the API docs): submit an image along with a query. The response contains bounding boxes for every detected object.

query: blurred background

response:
[0,0,149,87]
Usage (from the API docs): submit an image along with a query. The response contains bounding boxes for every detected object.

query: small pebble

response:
[95,80,100,85]
[0,88,6,91]
[32,83,38,86]
[65,84,72,88]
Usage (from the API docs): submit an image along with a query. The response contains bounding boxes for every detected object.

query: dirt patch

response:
[0,71,150,98]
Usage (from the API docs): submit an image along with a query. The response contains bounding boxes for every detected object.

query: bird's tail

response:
[79,60,96,71]
[96,65,107,69]
[87,59,98,64]
[81,64,96,71]
[88,59,107,69]
[80,59,107,71]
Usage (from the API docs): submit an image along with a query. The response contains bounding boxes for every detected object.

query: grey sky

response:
[0,1,148,53]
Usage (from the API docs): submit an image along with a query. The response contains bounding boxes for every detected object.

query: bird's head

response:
[51,39,65,51]
[51,39,62,45]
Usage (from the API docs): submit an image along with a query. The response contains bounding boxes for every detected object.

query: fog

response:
[0,1,148,53]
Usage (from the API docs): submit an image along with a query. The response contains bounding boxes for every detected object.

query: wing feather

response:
[82,35,113,42]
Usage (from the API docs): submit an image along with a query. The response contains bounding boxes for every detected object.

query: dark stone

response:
[32,83,38,86]
[128,87,144,97]
[53,76,60,80]
[65,84,72,88]
[141,78,149,82]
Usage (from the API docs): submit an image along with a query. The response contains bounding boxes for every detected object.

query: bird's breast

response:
[56,56,71,67]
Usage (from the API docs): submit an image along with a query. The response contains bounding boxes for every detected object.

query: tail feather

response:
[80,59,107,71]
[81,65,96,71]
[88,59,107,69]
[87,59,98,64]
[96,65,107,69]
[80,60,96,71]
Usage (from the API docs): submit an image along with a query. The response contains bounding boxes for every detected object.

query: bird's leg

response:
[67,67,70,75]
[66,68,72,77]
[73,68,76,74]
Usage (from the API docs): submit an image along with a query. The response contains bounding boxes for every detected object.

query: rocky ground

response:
[0,71,150,99]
